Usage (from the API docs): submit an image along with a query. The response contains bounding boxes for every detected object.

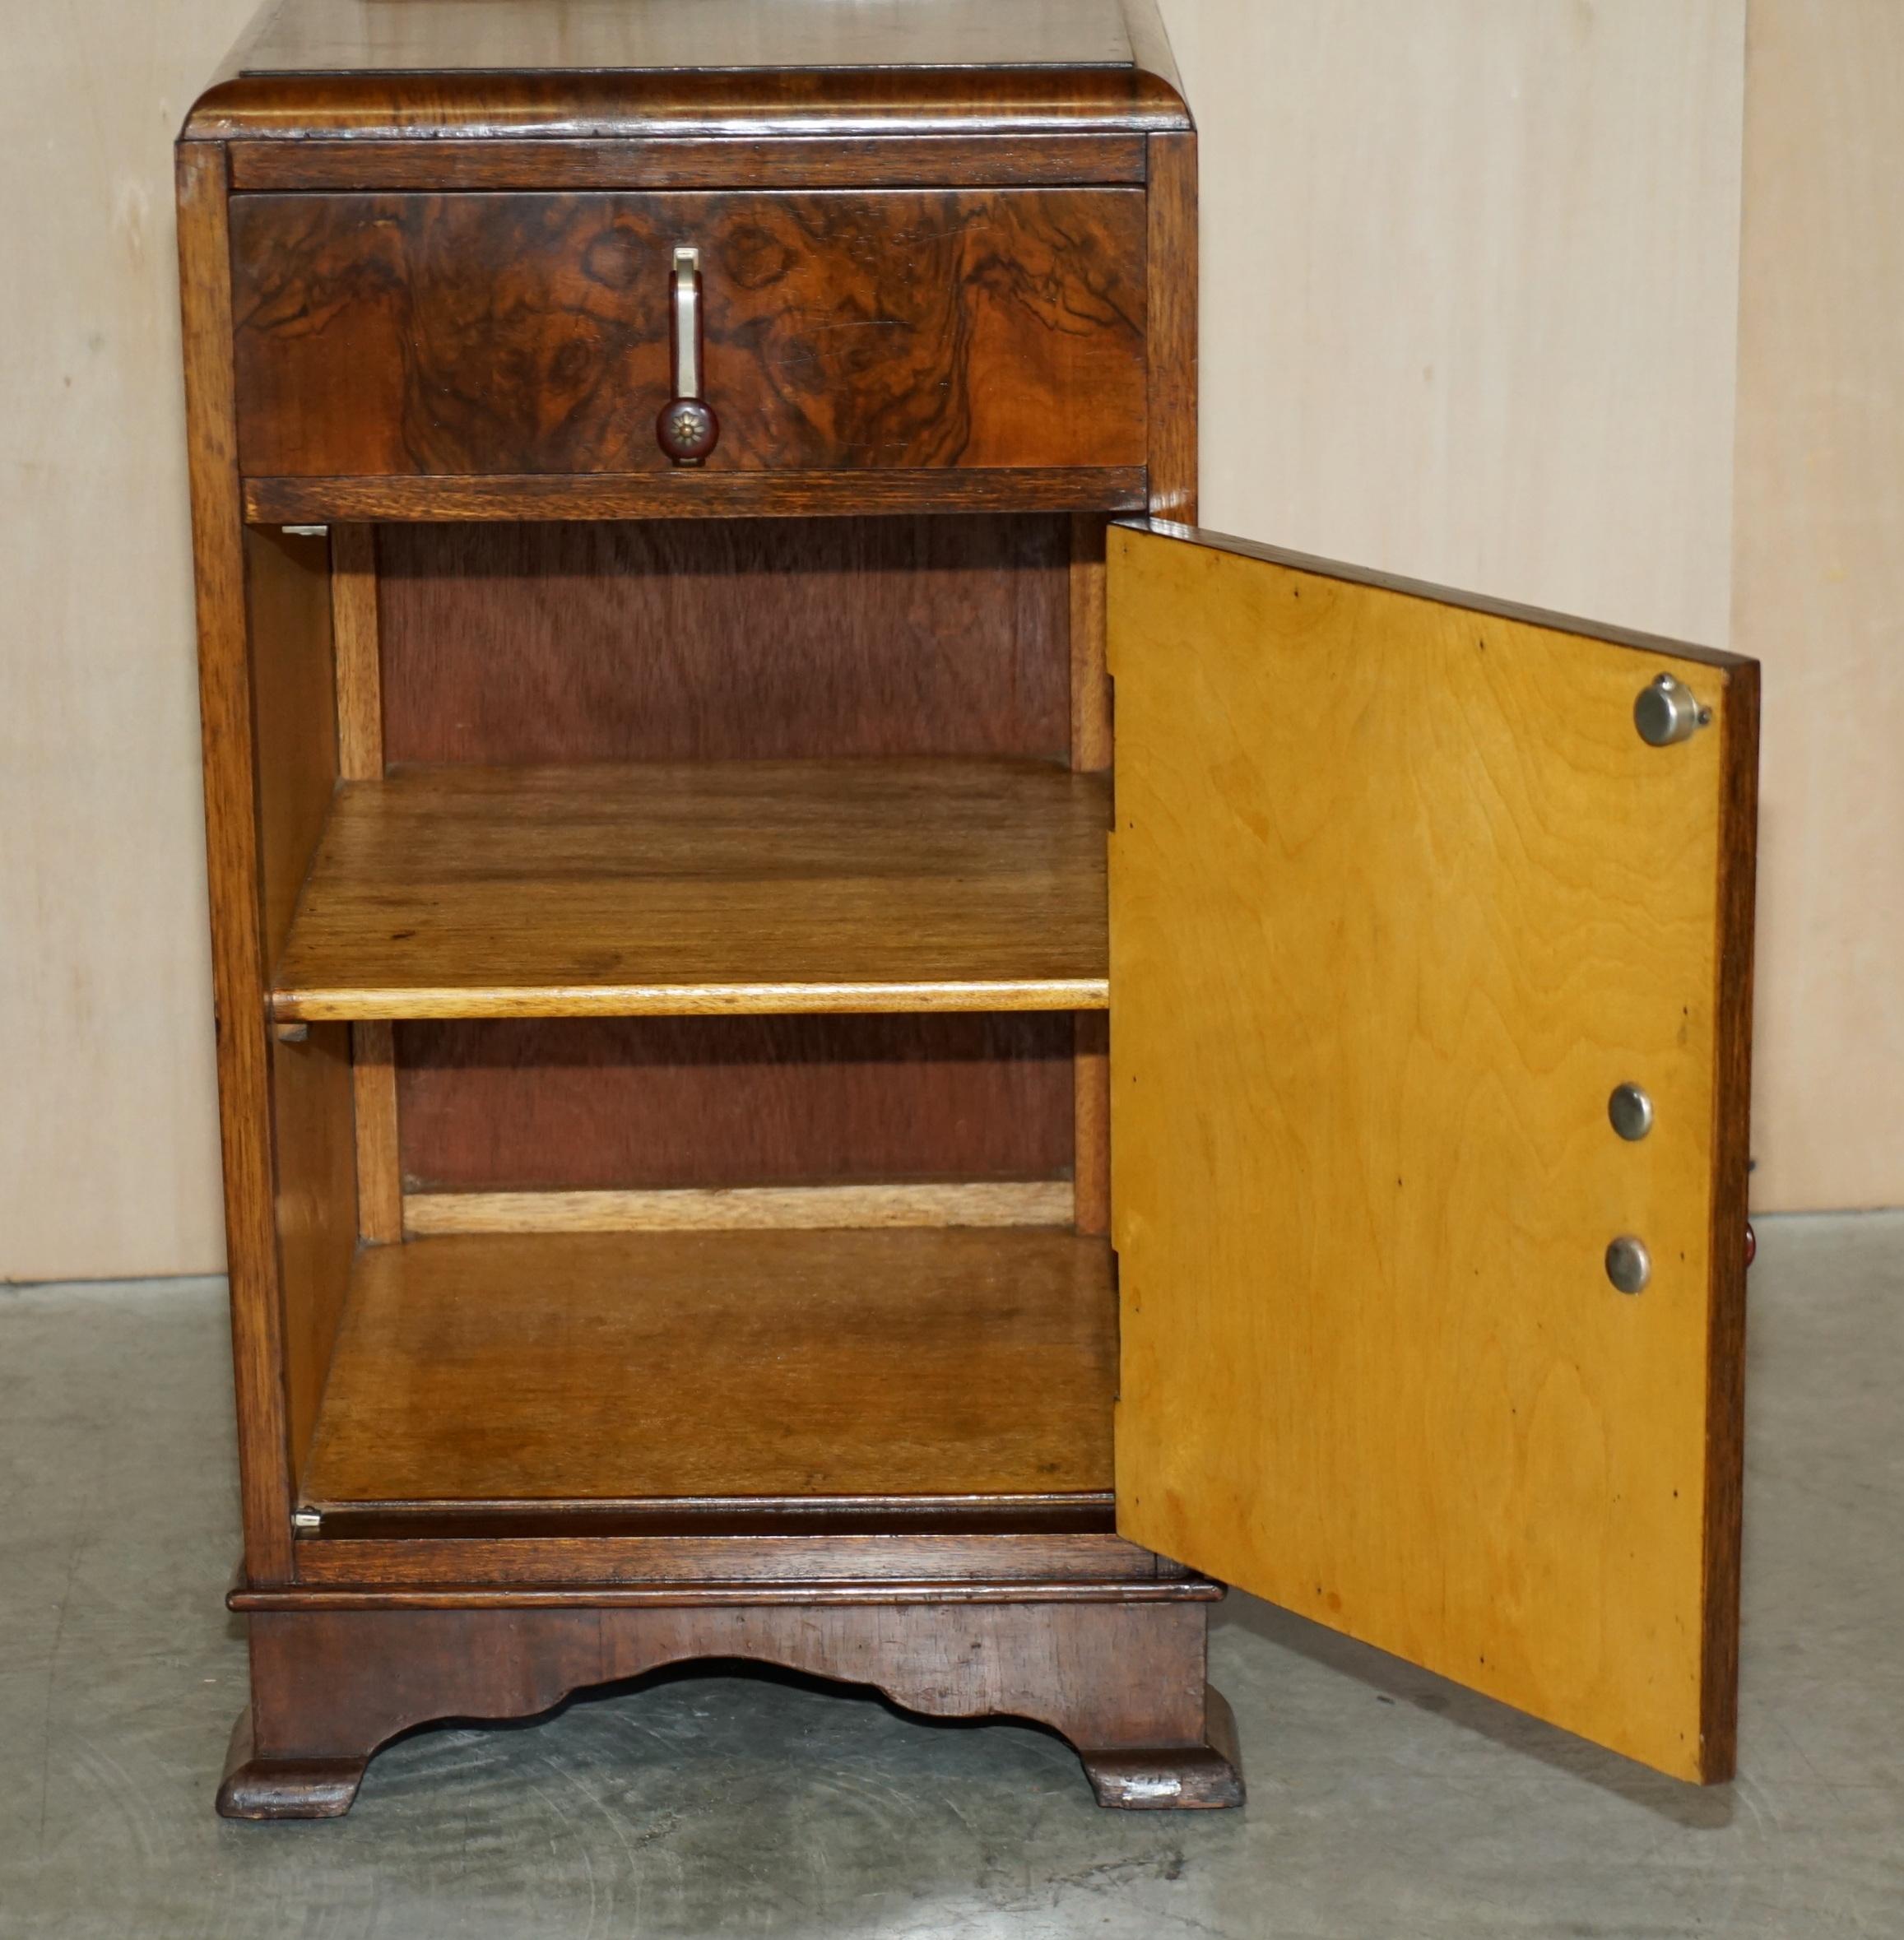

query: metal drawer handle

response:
[657,246,719,466]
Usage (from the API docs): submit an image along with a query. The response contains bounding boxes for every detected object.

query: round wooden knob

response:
[658,396,719,465]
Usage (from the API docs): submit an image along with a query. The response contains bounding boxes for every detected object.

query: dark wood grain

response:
[378,516,1070,762]
[219,1600,1238,1817]
[244,466,1149,522]
[176,142,295,1585]
[1699,656,1761,1784]
[230,190,1147,478]
[398,1015,1074,1193]
[293,1530,1168,1589]
[218,1711,365,1821]
[238,1575,1214,1610]
[278,1498,1122,1544]
[188,70,1193,146]
[228,135,1148,193]
[1145,131,1197,521]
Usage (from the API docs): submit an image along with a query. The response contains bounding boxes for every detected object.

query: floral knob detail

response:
[659,396,718,464]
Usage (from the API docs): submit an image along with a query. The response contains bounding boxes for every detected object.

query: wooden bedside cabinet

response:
[176,0,1758,1821]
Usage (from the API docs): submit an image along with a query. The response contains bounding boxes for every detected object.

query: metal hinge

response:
[281,524,328,539]
[291,1507,322,1534]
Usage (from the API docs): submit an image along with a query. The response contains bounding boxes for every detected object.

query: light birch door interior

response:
[1107,522,1757,1783]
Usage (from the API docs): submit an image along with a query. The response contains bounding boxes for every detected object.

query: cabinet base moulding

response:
[215,1599,1244,1819]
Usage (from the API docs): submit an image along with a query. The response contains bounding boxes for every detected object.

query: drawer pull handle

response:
[657,246,719,466]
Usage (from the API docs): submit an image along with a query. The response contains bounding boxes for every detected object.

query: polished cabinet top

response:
[184,0,1188,141]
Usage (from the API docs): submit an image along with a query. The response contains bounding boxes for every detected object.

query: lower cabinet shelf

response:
[298,1225,1117,1520]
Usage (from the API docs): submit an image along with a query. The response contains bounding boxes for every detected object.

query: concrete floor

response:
[1,1214,1898,1938]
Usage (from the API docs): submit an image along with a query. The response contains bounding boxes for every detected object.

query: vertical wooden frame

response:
[1699,664,1760,1776]
[1070,514,1112,1235]
[176,139,294,1582]
[330,523,403,1244]
[1144,131,1199,524]
[330,524,383,778]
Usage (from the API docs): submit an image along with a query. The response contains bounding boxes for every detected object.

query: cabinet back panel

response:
[397,1015,1073,1193]
[378,516,1070,762]
[380,516,1075,1197]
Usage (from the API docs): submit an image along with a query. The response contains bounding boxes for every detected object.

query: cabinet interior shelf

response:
[270,757,1111,1021]
[299,1227,1117,1517]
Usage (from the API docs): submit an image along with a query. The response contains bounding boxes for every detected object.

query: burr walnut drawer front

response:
[227,190,1149,478]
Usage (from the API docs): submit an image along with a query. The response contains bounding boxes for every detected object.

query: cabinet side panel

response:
[244,528,337,965]
[272,1024,358,1486]
[244,526,359,1487]
[176,141,292,1580]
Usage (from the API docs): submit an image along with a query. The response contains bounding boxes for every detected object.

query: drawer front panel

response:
[229,190,1148,476]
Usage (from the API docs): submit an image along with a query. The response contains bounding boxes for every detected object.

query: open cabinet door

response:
[1108,522,1757,1783]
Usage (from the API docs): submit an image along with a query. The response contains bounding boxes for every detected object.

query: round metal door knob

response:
[1634,673,1707,746]
[1605,1235,1652,1294]
[1608,1082,1654,1140]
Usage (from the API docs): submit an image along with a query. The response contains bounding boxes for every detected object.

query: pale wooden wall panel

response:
[1157,0,1747,646]
[0,1,255,1279]
[7,2,1888,1277]
[1732,0,1904,1210]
